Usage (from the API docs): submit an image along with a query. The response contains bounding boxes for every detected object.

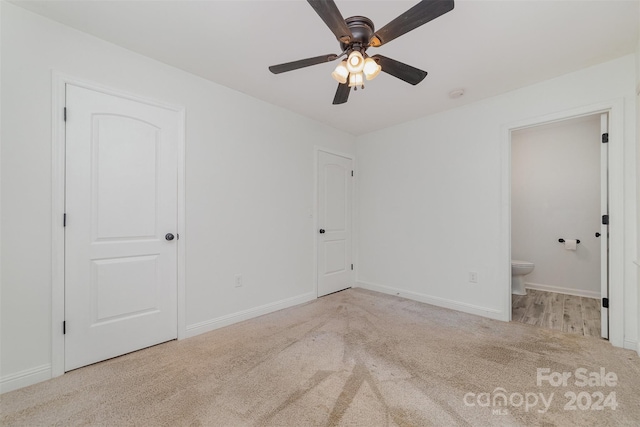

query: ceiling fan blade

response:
[269,54,338,74]
[307,0,353,44]
[372,55,428,85]
[332,83,350,104]
[370,0,454,47]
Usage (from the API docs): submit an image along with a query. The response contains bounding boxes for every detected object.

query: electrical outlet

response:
[469,272,478,283]
[234,274,243,288]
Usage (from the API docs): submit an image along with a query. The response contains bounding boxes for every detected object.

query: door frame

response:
[501,99,624,347]
[313,147,356,297]
[51,72,186,377]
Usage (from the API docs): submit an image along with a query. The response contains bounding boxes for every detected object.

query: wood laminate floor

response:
[512,289,602,338]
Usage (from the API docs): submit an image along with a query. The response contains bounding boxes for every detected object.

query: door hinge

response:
[63,321,66,335]
[64,107,67,122]
[351,264,354,270]
[63,213,67,227]
[351,170,354,177]
[602,133,608,143]
[602,298,609,308]
[602,214,609,225]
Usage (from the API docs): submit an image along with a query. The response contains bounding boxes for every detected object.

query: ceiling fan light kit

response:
[332,51,382,89]
[346,51,365,73]
[348,71,364,88]
[343,50,367,89]
[331,60,349,84]
[363,57,382,81]
[268,0,455,104]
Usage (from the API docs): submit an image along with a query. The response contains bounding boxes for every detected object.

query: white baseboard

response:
[1,364,51,394]
[2,292,316,393]
[185,291,316,339]
[355,281,507,321]
[623,339,638,352]
[525,282,601,299]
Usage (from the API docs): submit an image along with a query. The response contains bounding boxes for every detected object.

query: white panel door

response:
[65,84,179,371]
[600,113,609,339]
[317,151,353,297]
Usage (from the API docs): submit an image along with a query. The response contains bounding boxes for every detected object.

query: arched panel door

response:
[65,84,179,371]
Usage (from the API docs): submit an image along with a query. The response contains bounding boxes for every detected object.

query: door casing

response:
[502,100,625,348]
[51,72,186,377]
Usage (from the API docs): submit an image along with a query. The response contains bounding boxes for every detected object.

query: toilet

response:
[511,260,534,295]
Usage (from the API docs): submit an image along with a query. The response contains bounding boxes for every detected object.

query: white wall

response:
[0,2,355,391]
[356,55,637,347]
[511,116,601,297]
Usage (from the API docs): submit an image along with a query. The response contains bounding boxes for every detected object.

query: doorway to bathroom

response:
[509,112,608,340]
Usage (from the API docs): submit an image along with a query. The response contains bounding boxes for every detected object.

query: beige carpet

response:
[2,288,639,426]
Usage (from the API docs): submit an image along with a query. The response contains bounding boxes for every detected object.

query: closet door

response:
[317,151,353,297]
[65,84,179,370]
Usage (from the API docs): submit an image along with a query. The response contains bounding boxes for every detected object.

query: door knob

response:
[319,229,325,234]
[165,233,175,241]
[595,232,601,237]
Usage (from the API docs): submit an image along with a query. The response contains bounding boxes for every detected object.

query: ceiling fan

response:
[268,0,455,105]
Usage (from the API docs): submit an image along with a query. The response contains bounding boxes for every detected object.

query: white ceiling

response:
[13,0,639,136]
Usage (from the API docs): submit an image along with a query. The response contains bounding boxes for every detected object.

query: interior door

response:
[65,84,179,371]
[317,151,353,297]
[600,112,609,339]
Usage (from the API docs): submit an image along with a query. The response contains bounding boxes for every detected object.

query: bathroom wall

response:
[511,115,602,297]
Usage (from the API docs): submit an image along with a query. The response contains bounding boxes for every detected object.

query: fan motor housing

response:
[341,16,375,51]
